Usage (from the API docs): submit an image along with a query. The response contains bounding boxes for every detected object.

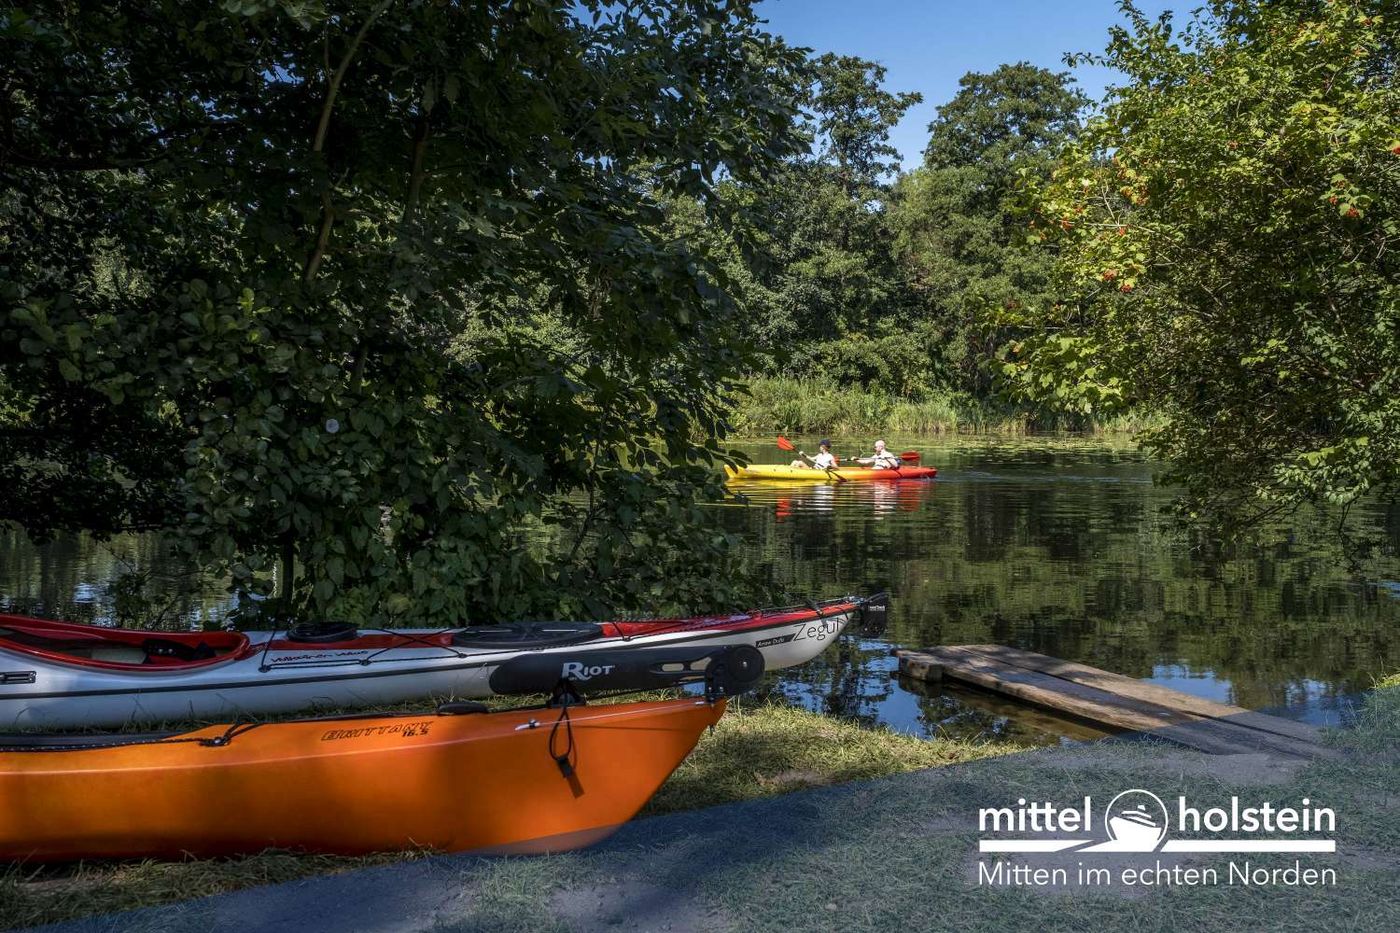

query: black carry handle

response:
[488,643,765,699]
[856,591,890,637]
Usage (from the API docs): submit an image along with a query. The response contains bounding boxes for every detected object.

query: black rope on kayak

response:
[604,608,765,643]
[353,628,466,664]
[251,603,807,667]
[0,719,265,753]
[198,720,263,747]
[257,626,279,673]
[0,734,208,753]
[548,701,576,779]
[254,628,484,671]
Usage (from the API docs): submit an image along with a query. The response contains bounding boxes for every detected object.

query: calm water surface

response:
[3,437,1397,745]
[722,436,1400,743]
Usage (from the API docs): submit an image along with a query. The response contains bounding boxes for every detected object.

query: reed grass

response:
[731,376,1163,436]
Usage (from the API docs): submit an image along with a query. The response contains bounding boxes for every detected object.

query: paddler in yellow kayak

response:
[790,438,838,470]
[853,439,900,470]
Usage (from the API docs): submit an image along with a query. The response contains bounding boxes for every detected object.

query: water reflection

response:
[1,438,1396,744]
[730,476,938,522]
[0,531,234,627]
[723,437,1400,738]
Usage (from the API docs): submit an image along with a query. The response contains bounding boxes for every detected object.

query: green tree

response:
[679,54,925,391]
[1009,0,1400,529]
[810,53,921,198]
[892,63,1087,395]
[0,0,807,623]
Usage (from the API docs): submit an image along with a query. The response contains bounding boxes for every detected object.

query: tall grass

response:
[731,376,1163,436]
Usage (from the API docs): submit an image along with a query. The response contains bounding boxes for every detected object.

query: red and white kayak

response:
[0,598,875,729]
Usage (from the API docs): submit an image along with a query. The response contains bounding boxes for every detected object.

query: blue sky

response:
[758,0,1175,170]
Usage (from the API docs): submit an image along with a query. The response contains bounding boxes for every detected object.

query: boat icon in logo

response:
[1098,790,1169,851]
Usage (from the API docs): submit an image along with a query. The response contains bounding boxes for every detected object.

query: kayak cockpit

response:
[0,615,251,671]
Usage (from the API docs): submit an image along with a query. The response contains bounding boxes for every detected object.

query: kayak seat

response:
[0,616,251,670]
[451,622,603,650]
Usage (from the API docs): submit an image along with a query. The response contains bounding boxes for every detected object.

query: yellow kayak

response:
[726,464,937,483]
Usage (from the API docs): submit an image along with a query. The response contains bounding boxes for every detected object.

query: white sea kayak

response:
[0,597,878,729]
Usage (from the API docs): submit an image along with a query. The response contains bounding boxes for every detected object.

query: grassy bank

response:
[647,700,1014,815]
[17,681,1399,932]
[0,701,1022,929]
[732,376,1161,436]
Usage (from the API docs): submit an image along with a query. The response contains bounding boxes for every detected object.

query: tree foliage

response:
[671,54,927,392]
[892,63,1087,394]
[1009,0,1400,529]
[0,0,807,622]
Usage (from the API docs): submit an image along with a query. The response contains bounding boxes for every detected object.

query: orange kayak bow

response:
[0,696,724,861]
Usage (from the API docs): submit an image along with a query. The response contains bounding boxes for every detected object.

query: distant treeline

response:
[666,56,1091,431]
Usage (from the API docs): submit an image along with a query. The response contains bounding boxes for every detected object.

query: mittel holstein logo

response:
[978,790,1336,854]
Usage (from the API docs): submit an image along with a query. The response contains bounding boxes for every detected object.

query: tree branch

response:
[303,0,396,285]
[401,105,433,224]
[311,0,394,155]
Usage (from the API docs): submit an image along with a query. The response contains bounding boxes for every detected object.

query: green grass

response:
[8,679,1398,931]
[441,676,1400,933]
[0,700,1024,929]
[646,699,1017,815]
[732,376,1163,436]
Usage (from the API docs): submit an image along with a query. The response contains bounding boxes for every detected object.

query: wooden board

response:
[895,646,1338,759]
[897,651,942,683]
[958,644,1325,745]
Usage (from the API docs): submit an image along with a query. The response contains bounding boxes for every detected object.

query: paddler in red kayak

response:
[790,438,838,470]
[853,439,900,469]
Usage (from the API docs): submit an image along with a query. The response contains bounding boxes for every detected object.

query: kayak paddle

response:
[775,436,846,484]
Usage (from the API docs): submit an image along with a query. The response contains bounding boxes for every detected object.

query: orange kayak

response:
[0,697,723,861]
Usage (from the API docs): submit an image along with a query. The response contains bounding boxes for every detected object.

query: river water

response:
[3,437,1397,745]
[722,436,1400,744]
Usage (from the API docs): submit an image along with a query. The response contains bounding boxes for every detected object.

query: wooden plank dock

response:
[895,645,1339,759]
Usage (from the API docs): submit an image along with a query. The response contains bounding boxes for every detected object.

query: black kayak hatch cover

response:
[451,621,603,650]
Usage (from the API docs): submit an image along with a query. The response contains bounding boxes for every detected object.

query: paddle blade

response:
[898,451,921,462]
[776,436,796,452]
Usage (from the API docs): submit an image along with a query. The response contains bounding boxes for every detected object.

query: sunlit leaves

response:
[892,63,1088,397]
[1013,0,1400,533]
